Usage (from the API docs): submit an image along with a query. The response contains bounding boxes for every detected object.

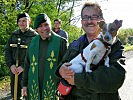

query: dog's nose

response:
[104,35,110,41]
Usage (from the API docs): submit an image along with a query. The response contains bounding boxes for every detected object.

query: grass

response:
[0,76,10,90]
[124,44,133,51]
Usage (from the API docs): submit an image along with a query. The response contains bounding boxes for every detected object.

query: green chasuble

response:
[28,33,60,100]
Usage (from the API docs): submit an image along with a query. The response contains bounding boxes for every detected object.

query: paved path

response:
[119,58,133,100]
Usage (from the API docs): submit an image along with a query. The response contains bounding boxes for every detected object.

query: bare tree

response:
[69,0,75,24]
[24,0,29,9]
[57,0,62,16]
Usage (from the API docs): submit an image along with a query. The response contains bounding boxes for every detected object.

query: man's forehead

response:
[18,17,30,21]
[54,21,61,24]
[83,7,99,14]
[40,22,49,25]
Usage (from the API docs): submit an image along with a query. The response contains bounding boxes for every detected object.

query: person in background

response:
[22,13,67,100]
[53,18,68,41]
[56,2,126,100]
[5,12,37,99]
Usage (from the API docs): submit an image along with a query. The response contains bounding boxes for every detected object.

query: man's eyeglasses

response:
[82,15,100,21]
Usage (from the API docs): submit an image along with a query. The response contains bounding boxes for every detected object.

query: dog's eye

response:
[110,28,115,32]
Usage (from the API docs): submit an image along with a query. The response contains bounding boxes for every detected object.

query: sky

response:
[73,0,133,29]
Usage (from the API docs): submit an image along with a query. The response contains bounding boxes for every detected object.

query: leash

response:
[81,52,87,63]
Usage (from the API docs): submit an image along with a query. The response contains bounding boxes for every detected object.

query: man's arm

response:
[23,48,30,87]
[5,37,14,68]
[58,38,68,65]
[22,48,30,96]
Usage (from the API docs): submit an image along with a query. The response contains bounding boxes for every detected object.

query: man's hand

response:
[16,66,23,75]
[59,63,73,79]
[10,65,17,74]
[59,63,75,85]
[10,65,23,75]
[67,76,75,85]
[23,87,27,96]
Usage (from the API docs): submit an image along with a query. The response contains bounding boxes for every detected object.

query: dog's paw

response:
[105,64,110,67]
[85,68,92,73]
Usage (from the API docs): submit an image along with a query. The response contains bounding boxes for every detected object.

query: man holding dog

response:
[56,2,126,100]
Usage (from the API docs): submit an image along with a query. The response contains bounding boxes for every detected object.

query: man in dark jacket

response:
[53,18,68,41]
[56,2,126,100]
[5,13,37,99]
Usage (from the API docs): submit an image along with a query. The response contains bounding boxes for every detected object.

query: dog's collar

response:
[96,38,111,47]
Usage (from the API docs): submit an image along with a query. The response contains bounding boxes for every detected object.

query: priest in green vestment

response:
[22,13,68,100]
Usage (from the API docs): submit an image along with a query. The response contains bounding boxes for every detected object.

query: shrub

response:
[0,45,9,78]
[118,28,133,45]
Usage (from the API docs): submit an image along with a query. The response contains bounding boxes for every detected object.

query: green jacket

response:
[56,34,126,100]
[5,28,37,68]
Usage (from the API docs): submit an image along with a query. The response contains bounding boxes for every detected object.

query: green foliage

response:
[65,25,82,43]
[124,44,133,51]
[118,28,133,45]
[0,1,22,77]
[0,45,9,77]
[0,76,10,90]
[30,1,58,26]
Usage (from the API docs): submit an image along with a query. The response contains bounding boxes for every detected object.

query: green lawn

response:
[124,44,133,51]
[0,76,10,90]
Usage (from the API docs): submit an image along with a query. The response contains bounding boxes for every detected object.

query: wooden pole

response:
[14,38,21,100]
[14,74,18,100]
[10,38,27,99]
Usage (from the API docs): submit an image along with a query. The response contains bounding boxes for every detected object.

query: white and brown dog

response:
[69,20,123,73]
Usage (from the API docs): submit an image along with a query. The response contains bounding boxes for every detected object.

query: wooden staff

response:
[10,38,28,100]
[14,38,21,100]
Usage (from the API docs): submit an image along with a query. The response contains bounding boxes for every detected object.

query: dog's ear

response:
[114,19,123,29]
[98,21,105,29]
